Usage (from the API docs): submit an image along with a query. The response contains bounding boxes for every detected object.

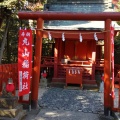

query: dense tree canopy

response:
[114,2,120,64]
[0,0,47,64]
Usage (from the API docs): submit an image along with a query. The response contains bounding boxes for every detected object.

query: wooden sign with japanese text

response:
[66,67,83,88]
[18,29,32,96]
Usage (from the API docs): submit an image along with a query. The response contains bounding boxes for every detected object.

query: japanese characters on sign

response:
[18,29,32,96]
[68,69,81,74]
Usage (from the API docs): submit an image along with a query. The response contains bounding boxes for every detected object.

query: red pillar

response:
[59,38,62,61]
[31,18,43,109]
[91,52,96,80]
[53,39,59,78]
[104,19,113,115]
[91,41,96,80]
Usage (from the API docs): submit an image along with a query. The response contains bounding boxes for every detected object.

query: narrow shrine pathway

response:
[24,86,117,120]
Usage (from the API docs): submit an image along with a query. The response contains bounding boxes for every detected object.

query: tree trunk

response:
[0,18,10,64]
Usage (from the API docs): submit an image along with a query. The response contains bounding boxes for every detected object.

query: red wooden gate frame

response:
[18,11,120,114]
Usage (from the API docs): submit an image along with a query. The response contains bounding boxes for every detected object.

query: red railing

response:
[96,59,104,66]
[41,56,54,67]
[95,59,104,71]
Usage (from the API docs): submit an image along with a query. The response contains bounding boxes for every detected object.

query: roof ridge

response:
[47,0,111,4]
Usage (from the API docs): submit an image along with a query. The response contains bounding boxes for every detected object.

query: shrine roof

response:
[44,0,120,30]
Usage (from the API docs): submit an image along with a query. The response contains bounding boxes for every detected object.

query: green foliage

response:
[115,33,120,64]
[114,2,120,64]
[0,17,20,64]
[42,38,55,57]
[0,0,47,64]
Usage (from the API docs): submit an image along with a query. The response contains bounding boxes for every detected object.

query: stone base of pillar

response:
[104,107,112,116]
[31,100,38,109]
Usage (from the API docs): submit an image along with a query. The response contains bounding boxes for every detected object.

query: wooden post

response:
[104,19,112,115]
[91,52,96,80]
[31,18,43,109]
[59,38,62,61]
[53,39,59,78]
[92,52,96,64]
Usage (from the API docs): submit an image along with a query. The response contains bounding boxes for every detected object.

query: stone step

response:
[0,109,26,120]
[64,85,83,90]
[0,104,23,117]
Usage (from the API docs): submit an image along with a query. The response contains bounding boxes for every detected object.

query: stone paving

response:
[35,109,114,120]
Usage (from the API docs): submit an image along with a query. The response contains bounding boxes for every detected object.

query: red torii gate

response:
[18,11,120,115]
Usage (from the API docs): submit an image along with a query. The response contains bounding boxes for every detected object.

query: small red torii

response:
[18,11,120,115]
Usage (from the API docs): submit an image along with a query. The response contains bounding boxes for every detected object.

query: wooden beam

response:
[53,38,59,78]
[18,11,120,21]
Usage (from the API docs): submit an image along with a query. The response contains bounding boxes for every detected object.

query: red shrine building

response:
[39,0,120,85]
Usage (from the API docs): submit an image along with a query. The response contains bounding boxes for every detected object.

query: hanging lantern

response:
[48,32,52,40]
[94,33,98,41]
[79,33,83,42]
[62,33,65,41]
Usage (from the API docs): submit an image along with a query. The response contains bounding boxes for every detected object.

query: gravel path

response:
[24,87,119,120]
[38,87,114,120]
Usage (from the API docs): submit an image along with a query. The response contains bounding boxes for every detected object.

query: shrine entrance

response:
[18,11,120,115]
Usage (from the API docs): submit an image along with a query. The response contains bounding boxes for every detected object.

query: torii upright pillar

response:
[104,19,113,115]
[31,18,43,108]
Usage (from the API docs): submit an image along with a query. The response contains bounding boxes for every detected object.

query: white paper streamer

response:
[79,33,83,42]
[94,33,98,41]
[48,32,52,40]
[62,33,65,41]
